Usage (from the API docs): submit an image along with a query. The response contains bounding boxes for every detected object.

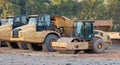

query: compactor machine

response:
[52,20,112,54]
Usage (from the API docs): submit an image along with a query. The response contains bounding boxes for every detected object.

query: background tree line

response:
[0,0,120,31]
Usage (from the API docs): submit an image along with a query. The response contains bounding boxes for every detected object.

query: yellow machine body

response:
[10,16,73,43]
[52,30,112,51]
[52,16,74,36]
[94,30,112,48]
[0,16,14,41]
[0,24,12,41]
[11,24,60,43]
[52,42,89,50]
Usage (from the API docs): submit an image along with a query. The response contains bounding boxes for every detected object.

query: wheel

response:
[42,34,59,52]
[84,49,93,53]
[92,38,106,53]
[56,38,79,54]
[0,41,7,47]
[0,41,1,47]
[17,42,28,50]
[27,43,42,51]
[7,42,19,49]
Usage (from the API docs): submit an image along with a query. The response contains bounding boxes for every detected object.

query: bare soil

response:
[0,47,120,65]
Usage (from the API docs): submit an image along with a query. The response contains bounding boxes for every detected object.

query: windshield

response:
[76,22,94,40]
[76,22,84,34]
[76,22,85,39]
[37,15,50,26]
[44,15,50,26]
[14,17,20,22]
[7,18,14,24]
[85,23,94,39]
[21,16,27,24]
[28,17,37,24]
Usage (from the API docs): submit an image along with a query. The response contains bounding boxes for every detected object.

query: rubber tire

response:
[0,41,7,47]
[84,49,93,53]
[27,43,42,51]
[42,34,59,52]
[92,38,106,53]
[0,41,1,47]
[7,42,19,49]
[17,42,28,50]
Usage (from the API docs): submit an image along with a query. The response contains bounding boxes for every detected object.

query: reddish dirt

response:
[1,47,120,65]
[0,47,120,59]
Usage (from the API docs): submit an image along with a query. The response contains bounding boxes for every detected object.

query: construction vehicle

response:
[0,16,14,40]
[94,20,113,31]
[9,14,111,53]
[9,14,111,51]
[0,15,28,48]
[0,16,14,47]
[52,20,112,54]
[10,14,75,51]
[106,32,120,48]
[94,30,112,49]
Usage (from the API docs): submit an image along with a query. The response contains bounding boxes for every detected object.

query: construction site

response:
[0,14,119,65]
[0,0,120,65]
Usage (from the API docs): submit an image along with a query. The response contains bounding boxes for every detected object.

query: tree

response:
[0,0,119,32]
[79,0,106,20]
[106,0,120,31]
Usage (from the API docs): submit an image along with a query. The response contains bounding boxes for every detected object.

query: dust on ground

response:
[0,47,120,65]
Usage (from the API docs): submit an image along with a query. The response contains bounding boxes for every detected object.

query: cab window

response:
[29,17,37,24]
[8,18,14,24]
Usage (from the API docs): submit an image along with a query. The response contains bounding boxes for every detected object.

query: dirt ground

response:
[0,47,120,65]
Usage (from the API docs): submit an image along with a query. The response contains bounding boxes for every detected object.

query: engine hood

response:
[0,24,12,41]
[14,24,36,30]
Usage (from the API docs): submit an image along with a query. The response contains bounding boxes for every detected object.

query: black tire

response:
[7,42,19,49]
[84,49,93,53]
[27,43,42,51]
[42,34,59,52]
[17,42,28,50]
[0,41,1,47]
[0,41,7,47]
[92,38,106,53]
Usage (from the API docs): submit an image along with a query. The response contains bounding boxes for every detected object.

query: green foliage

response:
[106,0,120,31]
[0,0,120,31]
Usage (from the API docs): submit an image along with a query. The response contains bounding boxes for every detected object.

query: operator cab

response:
[75,21,94,41]
[7,15,27,29]
[28,15,37,24]
[12,15,28,38]
[12,15,27,29]
[28,14,51,31]
[7,16,14,25]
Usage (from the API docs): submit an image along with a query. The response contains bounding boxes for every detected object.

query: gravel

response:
[0,47,120,65]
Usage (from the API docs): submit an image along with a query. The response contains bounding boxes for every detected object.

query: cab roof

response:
[27,15,38,18]
[6,16,14,19]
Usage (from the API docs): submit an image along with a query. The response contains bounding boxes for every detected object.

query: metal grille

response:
[12,29,21,38]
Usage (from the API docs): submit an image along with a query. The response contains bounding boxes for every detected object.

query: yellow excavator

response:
[52,20,112,54]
